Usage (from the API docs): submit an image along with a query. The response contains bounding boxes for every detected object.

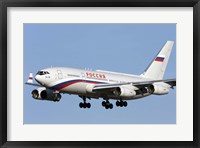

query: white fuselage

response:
[34,67,170,100]
[28,41,175,109]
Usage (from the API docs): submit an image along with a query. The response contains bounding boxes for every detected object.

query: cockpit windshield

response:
[36,71,50,75]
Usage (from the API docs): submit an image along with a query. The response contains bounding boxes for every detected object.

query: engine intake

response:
[32,89,39,99]
[31,87,61,102]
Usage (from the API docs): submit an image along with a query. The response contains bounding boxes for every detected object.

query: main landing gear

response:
[102,100,113,109]
[116,100,128,107]
[79,96,91,109]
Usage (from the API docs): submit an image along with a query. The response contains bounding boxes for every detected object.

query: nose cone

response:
[35,74,42,84]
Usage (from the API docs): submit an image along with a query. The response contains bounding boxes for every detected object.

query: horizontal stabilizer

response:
[27,72,33,83]
[26,72,41,87]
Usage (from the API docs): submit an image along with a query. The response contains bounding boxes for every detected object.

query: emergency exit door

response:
[57,70,63,79]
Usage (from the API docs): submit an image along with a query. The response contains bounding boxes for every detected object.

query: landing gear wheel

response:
[109,104,113,109]
[123,101,127,107]
[105,105,109,109]
[86,103,91,108]
[83,103,87,108]
[116,100,128,107]
[116,101,120,106]
[119,101,123,107]
[102,100,113,109]
[79,102,83,108]
[102,101,106,107]
[79,96,91,109]
[83,106,86,108]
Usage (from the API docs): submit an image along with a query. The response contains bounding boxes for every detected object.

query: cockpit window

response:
[37,71,50,75]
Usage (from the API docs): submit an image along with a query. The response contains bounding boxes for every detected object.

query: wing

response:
[25,82,41,87]
[164,80,176,87]
[93,79,176,91]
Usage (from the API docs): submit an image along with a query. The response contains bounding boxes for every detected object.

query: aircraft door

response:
[57,70,63,79]
[81,72,85,79]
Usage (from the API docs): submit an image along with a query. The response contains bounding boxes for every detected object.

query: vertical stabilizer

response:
[141,41,174,80]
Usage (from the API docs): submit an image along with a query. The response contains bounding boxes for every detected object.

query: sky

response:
[24,24,176,124]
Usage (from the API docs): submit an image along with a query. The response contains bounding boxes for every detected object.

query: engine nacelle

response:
[86,84,95,93]
[148,84,169,95]
[32,87,61,102]
[31,87,46,99]
[113,87,136,98]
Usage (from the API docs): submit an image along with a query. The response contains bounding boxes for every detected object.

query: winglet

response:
[27,72,33,84]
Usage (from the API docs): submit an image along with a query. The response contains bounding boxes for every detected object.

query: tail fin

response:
[27,72,33,84]
[141,41,174,80]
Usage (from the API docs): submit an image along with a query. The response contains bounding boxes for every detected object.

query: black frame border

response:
[0,0,199,148]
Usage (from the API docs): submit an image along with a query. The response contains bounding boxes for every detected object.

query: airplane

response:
[26,41,176,109]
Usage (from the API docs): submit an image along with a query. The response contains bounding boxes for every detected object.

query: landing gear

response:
[79,102,91,108]
[79,96,91,109]
[116,100,128,107]
[102,100,113,109]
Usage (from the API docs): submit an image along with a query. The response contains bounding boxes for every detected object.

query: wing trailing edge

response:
[92,79,176,91]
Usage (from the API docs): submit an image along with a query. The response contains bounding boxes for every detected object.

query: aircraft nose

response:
[35,74,41,83]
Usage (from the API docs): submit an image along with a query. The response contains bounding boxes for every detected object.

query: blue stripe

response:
[50,79,107,90]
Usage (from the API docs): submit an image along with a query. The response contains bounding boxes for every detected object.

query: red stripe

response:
[155,59,164,62]
[57,80,83,90]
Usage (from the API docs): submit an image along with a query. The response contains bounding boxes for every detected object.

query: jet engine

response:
[112,87,136,98]
[31,87,61,102]
[148,84,169,95]
[86,84,95,93]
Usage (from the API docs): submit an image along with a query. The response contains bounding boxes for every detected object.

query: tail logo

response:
[27,72,33,83]
[155,56,165,62]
